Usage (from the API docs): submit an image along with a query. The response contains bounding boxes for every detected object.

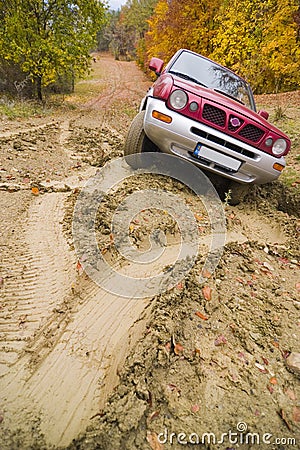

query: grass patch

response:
[0,97,47,120]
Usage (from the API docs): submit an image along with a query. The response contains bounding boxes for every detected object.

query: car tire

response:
[124,111,159,168]
[228,181,249,205]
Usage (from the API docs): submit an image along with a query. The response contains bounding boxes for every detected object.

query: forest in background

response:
[0,0,299,101]
[0,0,107,101]
[101,0,300,94]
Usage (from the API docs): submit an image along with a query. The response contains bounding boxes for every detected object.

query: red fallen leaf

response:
[203,285,212,301]
[195,311,208,320]
[191,404,200,413]
[296,282,300,292]
[214,335,227,346]
[278,257,290,265]
[285,388,296,401]
[76,260,82,272]
[149,410,160,421]
[202,268,212,279]
[262,357,269,366]
[176,282,183,290]
[282,350,291,359]
[146,431,163,450]
[174,343,184,355]
[292,406,300,423]
[267,385,274,394]
[236,277,244,284]
[269,376,277,385]
[31,187,39,195]
[278,409,292,430]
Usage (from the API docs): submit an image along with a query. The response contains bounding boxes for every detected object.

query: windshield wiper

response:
[213,88,245,105]
[169,71,207,88]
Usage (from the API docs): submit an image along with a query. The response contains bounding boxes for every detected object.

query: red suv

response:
[124,49,291,203]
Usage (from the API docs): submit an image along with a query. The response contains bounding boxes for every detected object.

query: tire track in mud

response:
[0,192,151,448]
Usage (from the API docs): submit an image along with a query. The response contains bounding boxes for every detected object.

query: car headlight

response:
[169,89,188,110]
[272,138,287,155]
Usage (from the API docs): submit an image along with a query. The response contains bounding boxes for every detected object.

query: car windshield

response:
[168,51,255,111]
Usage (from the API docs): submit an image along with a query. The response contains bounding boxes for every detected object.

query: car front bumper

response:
[143,98,286,185]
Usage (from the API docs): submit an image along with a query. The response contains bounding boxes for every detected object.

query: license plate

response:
[193,144,241,172]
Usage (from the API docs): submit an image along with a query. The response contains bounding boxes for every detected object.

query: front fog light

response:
[272,138,287,155]
[169,89,188,110]
[265,137,273,147]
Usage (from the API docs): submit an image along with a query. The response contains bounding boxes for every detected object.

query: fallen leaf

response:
[195,311,208,320]
[202,268,212,279]
[285,388,296,401]
[269,376,277,385]
[176,282,183,290]
[263,261,274,271]
[296,282,300,292]
[236,277,244,284]
[272,340,280,348]
[267,385,274,394]
[214,335,227,346]
[191,404,200,413]
[149,410,160,421]
[262,357,269,366]
[292,406,300,423]
[277,409,292,430]
[174,343,184,355]
[166,384,181,396]
[146,431,163,450]
[255,362,268,373]
[194,348,201,355]
[165,342,171,353]
[76,260,82,272]
[31,187,39,195]
[203,285,212,301]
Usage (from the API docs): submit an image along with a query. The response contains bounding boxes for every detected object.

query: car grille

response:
[201,103,265,144]
[238,124,265,142]
[202,104,226,127]
[191,127,256,159]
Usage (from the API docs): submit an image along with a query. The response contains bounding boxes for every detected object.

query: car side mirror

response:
[149,57,164,76]
[258,110,269,120]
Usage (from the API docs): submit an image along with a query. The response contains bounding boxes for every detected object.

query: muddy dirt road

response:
[0,54,300,450]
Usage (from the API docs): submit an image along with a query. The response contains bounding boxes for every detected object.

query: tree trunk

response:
[36,75,43,102]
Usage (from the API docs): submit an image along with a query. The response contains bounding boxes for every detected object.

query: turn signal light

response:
[152,110,172,123]
[273,163,285,172]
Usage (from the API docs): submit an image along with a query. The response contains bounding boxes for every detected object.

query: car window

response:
[168,51,255,111]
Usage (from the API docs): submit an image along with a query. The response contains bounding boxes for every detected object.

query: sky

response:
[108,0,126,10]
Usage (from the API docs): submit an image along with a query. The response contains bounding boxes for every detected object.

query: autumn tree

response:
[0,0,107,101]
[211,0,300,93]
[145,0,222,65]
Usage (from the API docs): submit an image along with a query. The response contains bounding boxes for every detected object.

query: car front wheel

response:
[124,111,159,167]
